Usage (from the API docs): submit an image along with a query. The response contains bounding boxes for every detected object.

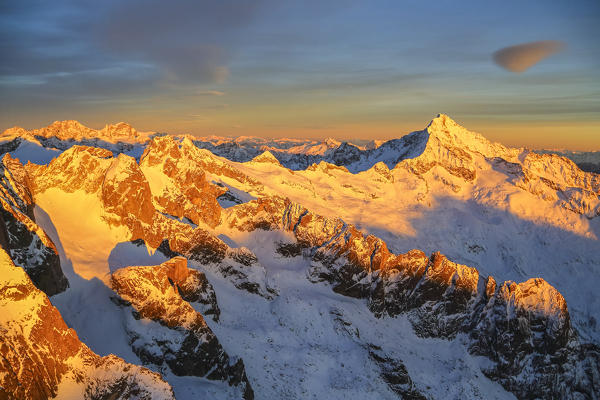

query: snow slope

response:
[0,248,175,400]
[2,114,599,399]
[21,144,520,399]
[200,115,600,343]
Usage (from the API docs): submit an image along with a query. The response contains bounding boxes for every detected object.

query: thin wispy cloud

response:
[493,40,565,73]
[0,1,598,149]
[198,90,226,96]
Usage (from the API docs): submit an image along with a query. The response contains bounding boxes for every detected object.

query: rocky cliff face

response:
[27,146,162,242]
[157,235,276,299]
[27,144,275,297]
[140,136,226,228]
[0,248,175,400]
[221,195,600,399]
[110,257,254,400]
[2,115,599,398]
[0,154,68,296]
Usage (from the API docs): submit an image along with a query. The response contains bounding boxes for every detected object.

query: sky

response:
[1,0,599,149]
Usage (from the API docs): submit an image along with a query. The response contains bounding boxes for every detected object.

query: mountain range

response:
[1,114,599,399]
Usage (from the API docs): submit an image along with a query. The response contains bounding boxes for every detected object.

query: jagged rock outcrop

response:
[27,145,274,297]
[0,154,68,295]
[157,237,276,299]
[27,146,164,243]
[110,257,253,400]
[222,195,600,399]
[140,136,226,228]
[0,249,174,400]
[368,345,428,400]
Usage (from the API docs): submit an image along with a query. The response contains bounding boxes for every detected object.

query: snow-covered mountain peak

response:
[2,120,153,145]
[426,113,462,130]
[422,113,519,160]
[324,137,342,148]
[499,277,567,319]
[105,153,139,181]
[98,121,143,140]
[424,114,500,155]
[251,150,281,165]
[31,119,97,140]
[0,126,30,140]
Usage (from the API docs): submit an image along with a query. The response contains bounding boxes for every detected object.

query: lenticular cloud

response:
[493,40,565,73]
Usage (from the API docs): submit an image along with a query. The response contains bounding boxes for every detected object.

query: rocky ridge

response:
[1,120,151,144]
[0,153,68,295]
[197,114,600,217]
[26,144,274,297]
[0,248,175,400]
[139,136,227,228]
[220,195,600,399]
[1,115,599,398]
[4,115,597,216]
[110,257,253,400]
[0,120,153,159]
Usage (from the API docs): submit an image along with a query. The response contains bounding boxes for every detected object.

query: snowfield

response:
[1,114,598,399]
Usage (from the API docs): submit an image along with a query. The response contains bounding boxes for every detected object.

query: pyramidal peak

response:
[421,113,518,161]
[251,150,282,165]
[427,113,460,129]
[425,113,477,141]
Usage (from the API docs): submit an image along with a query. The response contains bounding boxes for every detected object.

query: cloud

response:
[0,0,261,100]
[198,90,226,96]
[493,40,565,73]
[188,115,209,120]
[96,1,261,84]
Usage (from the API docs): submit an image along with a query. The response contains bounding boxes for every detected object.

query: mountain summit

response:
[0,114,599,399]
[1,120,153,144]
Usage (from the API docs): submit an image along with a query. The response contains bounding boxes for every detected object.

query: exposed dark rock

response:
[0,138,21,155]
[276,242,303,257]
[226,195,600,399]
[0,249,174,400]
[368,345,428,400]
[110,258,253,399]
[0,154,68,296]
